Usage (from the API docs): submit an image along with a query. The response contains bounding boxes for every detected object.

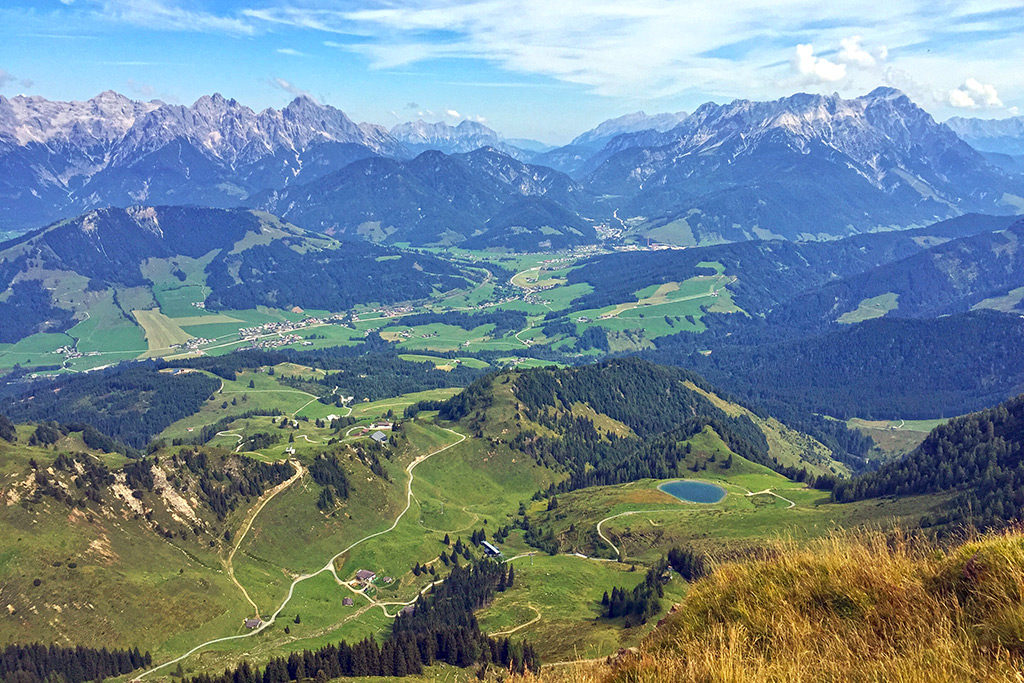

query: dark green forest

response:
[0,365,220,448]
[833,394,1024,530]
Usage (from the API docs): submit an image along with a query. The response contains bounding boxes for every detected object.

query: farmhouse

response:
[342,597,354,607]
[370,421,393,430]
[244,618,262,629]
[355,569,376,582]
[370,431,388,444]
[481,541,502,557]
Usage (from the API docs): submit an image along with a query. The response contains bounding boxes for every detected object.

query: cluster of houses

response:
[237,314,348,343]
[53,345,87,360]
[172,336,214,351]
[245,333,303,350]
[353,305,414,322]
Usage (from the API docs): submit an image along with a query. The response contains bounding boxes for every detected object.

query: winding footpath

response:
[223,459,305,618]
[744,488,796,509]
[136,426,466,681]
[595,510,657,559]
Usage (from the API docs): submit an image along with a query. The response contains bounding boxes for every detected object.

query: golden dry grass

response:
[527,530,1024,682]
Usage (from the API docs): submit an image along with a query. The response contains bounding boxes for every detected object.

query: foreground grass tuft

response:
[531,530,1024,682]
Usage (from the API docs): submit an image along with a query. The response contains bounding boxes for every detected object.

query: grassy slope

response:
[0,431,241,654]
[536,531,1024,682]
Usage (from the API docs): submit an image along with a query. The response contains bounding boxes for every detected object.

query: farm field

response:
[133,309,193,355]
[848,416,949,460]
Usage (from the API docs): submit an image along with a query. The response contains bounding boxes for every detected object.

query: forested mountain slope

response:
[254,148,595,249]
[669,310,1024,421]
[833,393,1024,530]
[565,213,1020,317]
[435,358,850,486]
[772,219,1024,327]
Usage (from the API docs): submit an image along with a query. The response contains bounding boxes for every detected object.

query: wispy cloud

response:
[236,0,1022,111]
[93,0,255,35]
[276,48,306,57]
[269,77,316,101]
[0,68,34,91]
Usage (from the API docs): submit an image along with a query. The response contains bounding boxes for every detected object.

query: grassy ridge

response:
[535,531,1024,681]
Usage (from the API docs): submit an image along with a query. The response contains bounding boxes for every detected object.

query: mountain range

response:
[947,115,1024,155]
[1,88,1022,247]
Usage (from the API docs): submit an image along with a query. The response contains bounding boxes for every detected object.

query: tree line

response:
[0,643,150,683]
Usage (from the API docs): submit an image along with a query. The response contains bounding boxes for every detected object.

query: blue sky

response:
[0,0,1021,142]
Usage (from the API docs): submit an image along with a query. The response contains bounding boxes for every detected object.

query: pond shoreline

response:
[658,479,726,504]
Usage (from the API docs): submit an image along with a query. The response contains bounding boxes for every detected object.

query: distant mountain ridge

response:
[0,92,404,229]
[583,88,1022,242]
[255,147,595,249]
[947,115,1024,155]
[390,118,533,159]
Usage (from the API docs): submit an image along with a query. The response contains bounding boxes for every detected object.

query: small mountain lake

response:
[658,480,726,504]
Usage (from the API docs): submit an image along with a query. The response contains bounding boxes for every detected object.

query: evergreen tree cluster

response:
[308,454,350,512]
[50,453,115,505]
[0,414,15,442]
[173,449,293,520]
[173,409,283,447]
[187,561,535,682]
[832,394,1024,530]
[204,241,471,313]
[242,432,280,451]
[393,310,528,339]
[0,643,150,683]
[180,349,485,404]
[667,546,711,581]
[601,559,668,626]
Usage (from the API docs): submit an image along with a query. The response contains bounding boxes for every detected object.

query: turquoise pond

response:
[658,480,726,504]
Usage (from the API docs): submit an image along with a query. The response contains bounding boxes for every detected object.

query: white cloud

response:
[276,48,306,57]
[948,78,1003,109]
[794,44,846,83]
[839,36,880,67]
[444,108,460,118]
[0,69,14,88]
[269,77,316,100]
